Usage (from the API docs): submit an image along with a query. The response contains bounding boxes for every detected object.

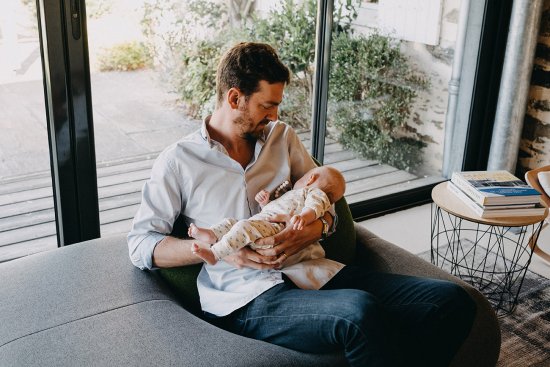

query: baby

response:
[189,166,346,266]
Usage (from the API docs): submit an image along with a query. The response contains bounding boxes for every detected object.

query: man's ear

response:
[227,88,241,109]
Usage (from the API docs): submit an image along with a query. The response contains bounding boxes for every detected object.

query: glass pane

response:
[87,0,319,235]
[0,0,56,261]
[325,0,457,204]
[86,0,203,236]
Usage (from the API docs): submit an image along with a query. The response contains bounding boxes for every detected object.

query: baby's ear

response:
[306,173,318,186]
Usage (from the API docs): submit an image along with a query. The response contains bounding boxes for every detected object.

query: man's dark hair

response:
[216,42,291,106]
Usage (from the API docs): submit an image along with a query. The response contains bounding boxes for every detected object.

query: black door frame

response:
[37,0,99,246]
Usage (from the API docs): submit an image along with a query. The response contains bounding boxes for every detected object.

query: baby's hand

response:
[289,214,306,230]
[255,189,270,207]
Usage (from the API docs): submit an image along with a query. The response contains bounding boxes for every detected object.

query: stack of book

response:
[449,171,546,218]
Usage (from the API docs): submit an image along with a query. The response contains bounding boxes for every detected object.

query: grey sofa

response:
[0,224,500,366]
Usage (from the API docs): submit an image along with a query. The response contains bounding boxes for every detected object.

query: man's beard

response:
[235,113,269,141]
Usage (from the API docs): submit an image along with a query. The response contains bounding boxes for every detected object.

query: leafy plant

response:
[329,32,428,170]
[247,0,318,128]
[97,41,152,72]
[141,0,232,115]
[141,0,428,170]
[246,0,362,129]
[177,38,227,117]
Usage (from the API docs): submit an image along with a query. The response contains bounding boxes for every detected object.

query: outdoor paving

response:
[1,69,200,180]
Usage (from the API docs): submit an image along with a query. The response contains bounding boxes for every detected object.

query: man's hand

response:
[255,214,324,267]
[223,246,279,270]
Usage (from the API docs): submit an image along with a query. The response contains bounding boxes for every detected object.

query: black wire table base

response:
[430,204,544,317]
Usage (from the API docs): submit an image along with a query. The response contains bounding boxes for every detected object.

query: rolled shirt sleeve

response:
[127,153,183,270]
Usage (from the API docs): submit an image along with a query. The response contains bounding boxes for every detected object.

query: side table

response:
[431,182,548,316]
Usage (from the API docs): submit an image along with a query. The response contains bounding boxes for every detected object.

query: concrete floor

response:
[359,203,550,278]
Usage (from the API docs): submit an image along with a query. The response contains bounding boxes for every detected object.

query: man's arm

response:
[152,236,202,268]
[153,236,279,269]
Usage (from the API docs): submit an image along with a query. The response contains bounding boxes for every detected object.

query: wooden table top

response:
[432,182,548,226]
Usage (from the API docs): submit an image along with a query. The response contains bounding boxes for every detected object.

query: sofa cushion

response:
[158,264,203,314]
[0,234,175,347]
[0,299,344,366]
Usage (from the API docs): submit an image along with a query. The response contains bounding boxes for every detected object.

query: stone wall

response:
[518,1,550,175]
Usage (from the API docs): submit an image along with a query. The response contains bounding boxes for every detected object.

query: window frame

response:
[36,0,512,240]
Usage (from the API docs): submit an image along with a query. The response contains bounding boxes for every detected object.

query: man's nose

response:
[267,107,279,121]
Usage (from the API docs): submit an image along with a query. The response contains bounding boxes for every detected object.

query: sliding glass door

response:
[0,0,57,262]
[85,1,202,237]
[86,0,314,236]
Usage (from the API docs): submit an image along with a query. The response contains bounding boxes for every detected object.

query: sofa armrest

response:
[353,223,501,367]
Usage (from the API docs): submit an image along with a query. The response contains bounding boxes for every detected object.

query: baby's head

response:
[293,166,346,203]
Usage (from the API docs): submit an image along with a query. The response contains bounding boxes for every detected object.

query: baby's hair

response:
[317,166,346,203]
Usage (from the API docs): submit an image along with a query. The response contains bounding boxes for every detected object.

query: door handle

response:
[70,0,81,40]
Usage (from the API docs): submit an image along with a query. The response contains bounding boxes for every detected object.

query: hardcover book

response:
[450,171,541,206]
[448,182,546,218]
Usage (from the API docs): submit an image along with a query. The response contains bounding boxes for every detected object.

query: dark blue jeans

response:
[216,266,476,367]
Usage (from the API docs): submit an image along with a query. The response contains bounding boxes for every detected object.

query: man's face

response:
[235,80,284,140]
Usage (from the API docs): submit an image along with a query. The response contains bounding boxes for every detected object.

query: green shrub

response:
[247,0,318,128]
[247,0,362,129]
[329,32,428,170]
[141,0,428,171]
[98,41,152,72]
[172,39,222,117]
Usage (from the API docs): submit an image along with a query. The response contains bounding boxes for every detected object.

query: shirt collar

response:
[200,116,213,143]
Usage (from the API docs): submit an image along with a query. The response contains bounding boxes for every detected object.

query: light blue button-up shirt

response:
[127,118,318,316]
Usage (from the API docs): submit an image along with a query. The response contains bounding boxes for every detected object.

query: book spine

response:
[450,173,487,206]
[481,206,546,218]
[447,182,484,216]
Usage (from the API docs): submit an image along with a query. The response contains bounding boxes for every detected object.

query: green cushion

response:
[321,196,356,265]
[311,157,356,264]
[157,217,202,314]
[158,264,202,314]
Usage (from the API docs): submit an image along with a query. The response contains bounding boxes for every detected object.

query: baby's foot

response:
[188,223,217,244]
[191,243,218,265]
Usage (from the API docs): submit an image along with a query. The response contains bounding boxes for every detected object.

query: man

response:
[128,42,475,366]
